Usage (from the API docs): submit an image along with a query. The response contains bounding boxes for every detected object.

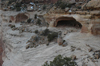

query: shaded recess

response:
[55,17,82,28]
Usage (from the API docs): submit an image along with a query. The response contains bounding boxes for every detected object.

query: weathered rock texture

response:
[86,0,100,10]
[15,13,29,22]
[44,12,100,35]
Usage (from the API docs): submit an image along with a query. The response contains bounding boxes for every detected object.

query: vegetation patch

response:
[42,55,77,66]
[7,0,16,6]
[47,32,58,42]
[36,19,41,25]
[43,5,46,10]
[42,29,50,36]
[27,18,32,23]
[55,0,73,9]
[10,25,15,28]
[34,14,37,19]
[34,30,39,34]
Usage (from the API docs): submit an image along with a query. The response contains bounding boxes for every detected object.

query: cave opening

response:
[56,20,82,28]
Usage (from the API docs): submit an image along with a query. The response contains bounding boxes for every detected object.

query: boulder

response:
[57,37,63,45]
[71,46,76,51]
[65,8,69,12]
[88,48,92,52]
[94,54,99,59]
[62,42,68,47]
[61,31,67,37]
[49,21,55,27]
[71,55,76,60]
[91,24,100,35]
[93,51,100,59]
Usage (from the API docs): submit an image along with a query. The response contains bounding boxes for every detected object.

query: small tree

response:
[43,5,46,10]
[23,4,27,8]
[34,30,38,34]
[55,0,72,9]
[34,14,37,19]
[7,0,16,6]
[46,23,49,29]
[59,2,67,9]
[36,19,41,25]
[34,36,38,42]
[47,32,58,42]
[77,6,81,9]
[11,25,15,28]
[16,7,21,11]
[15,2,22,8]
[55,0,62,7]
[27,18,32,23]
[42,55,76,66]
[42,29,50,36]
[15,2,22,11]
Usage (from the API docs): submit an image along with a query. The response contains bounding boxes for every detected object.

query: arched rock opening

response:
[55,17,82,28]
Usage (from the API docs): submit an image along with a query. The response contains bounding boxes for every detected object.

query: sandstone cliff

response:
[86,0,100,10]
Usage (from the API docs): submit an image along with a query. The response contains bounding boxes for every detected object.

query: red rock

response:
[15,13,28,22]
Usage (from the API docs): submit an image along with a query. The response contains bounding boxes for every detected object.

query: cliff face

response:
[86,0,100,10]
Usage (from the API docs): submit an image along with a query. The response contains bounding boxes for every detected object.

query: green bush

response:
[11,25,15,28]
[42,29,50,36]
[11,7,15,10]
[43,5,46,10]
[34,14,37,19]
[34,30,38,34]
[55,0,62,7]
[59,2,67,9]
[23,4,27,8]
[36,19,41,25]
[77,6,81,9]
[42,55,76,66]
[34,36,39,42]
[27,18,32,23]
[8,0,16,6]
[15,2,22,11]
[47,32,58,42]
[66,4,72,8]
[55,0,72,9]
[15,2,22,8]
[16,7,21,11]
